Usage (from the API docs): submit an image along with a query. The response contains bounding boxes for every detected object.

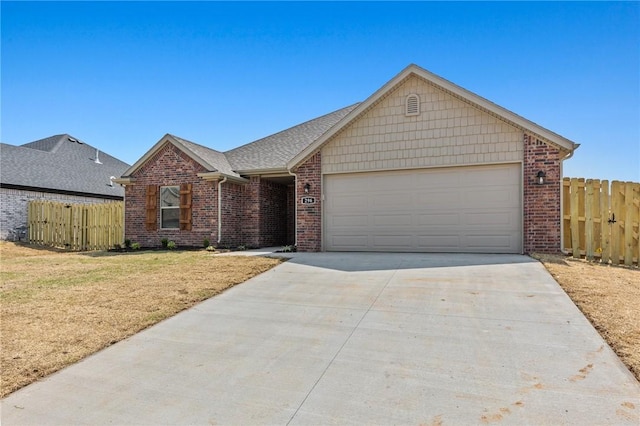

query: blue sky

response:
[2,1,639,181]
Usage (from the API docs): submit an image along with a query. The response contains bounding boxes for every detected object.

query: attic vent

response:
[405,94,420,116]
[67,137,78,143]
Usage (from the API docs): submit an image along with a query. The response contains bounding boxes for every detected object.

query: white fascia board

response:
[112,177,133,185]
[197,172,249,184]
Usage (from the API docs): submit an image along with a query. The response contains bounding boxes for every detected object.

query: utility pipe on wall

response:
[217,176,228,244]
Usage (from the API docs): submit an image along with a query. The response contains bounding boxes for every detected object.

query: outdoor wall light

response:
[536,170,546,185]
[304,183,311,194]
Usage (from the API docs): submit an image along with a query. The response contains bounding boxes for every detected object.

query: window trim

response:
[160,185,180,229]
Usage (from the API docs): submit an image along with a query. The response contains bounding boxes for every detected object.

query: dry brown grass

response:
[533,253,640,381]
[0,242,284,397]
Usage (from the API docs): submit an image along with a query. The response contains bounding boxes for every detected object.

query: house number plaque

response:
[301,197,316,204]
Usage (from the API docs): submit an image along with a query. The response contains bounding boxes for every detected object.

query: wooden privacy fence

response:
[28,200,124,251]
[563,178,640,266]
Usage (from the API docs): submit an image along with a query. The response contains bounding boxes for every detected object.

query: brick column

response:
[523,134,562,253]
[295,152,322,252]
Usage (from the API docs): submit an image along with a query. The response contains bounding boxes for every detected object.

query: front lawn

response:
[0,242,283,397]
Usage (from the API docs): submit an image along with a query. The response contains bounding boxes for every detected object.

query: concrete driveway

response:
[2,253,639,425]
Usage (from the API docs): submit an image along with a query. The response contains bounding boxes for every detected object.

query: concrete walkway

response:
[2,253,639,425]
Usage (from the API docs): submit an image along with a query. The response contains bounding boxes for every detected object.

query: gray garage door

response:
[324,164,522,253]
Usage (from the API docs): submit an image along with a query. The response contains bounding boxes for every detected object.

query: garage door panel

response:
[372,193,412,207]
[330,235,369,249]
[372,235,413,247]
[370,173,412,189]
[416,171,461,186]
[464,211,516,226]
[330,195,369,210]
[465,188,517,206]
[416,213,461,226]
[325,164,522,253]
[464,166,518,184]
[465,234,516,250]
[415,235,462,249]
[372,214,412,226]
[331,214,369,227]
[416,191,461,207]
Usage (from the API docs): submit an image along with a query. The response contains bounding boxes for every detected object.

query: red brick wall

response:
[295,152,322,252]
[259,179,288,247]
[523,134,562,253]
[124,143,215,248]
[125,144,292,250]
[218,181,244,247]
[286,184,295,245]
[240,177,289,248]
[242,177,261,247]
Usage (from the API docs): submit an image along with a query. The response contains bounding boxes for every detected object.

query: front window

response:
[160,186,180,229]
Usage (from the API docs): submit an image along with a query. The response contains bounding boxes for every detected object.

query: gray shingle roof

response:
[1,134,130,198]
[169,135,238,177]
[224,103,360,171]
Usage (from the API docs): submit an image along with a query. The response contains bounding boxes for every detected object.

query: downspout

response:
[287,169,297,247]
[217,176,228,244]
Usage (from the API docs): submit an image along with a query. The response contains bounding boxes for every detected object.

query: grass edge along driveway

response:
[0,242,284,398]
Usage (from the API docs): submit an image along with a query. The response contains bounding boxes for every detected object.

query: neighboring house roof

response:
[122,64,579,180]
[288,64,579,168]
[1,134,130,199]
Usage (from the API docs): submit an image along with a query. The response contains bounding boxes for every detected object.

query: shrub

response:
[282,245,293,252]
[161,238,169,249]
[131,242,141,250]
[206,245,216,252]
[167,241,177,250]
[203,238,210,248]
[124,239,131,249]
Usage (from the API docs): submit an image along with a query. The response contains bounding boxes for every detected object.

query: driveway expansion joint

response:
[285,267,400,425]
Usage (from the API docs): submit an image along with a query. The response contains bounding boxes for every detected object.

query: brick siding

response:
[124,143,215,248]
[286,184,295,245]
[523,134,562,253]
[295,152,322,252]
[218,182,244,247]
[240,177,289,248]
[125,143,292,249]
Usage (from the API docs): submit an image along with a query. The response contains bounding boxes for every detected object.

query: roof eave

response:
[234,167,289,176]
[112,177,134,185]
[197,172,249,184]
